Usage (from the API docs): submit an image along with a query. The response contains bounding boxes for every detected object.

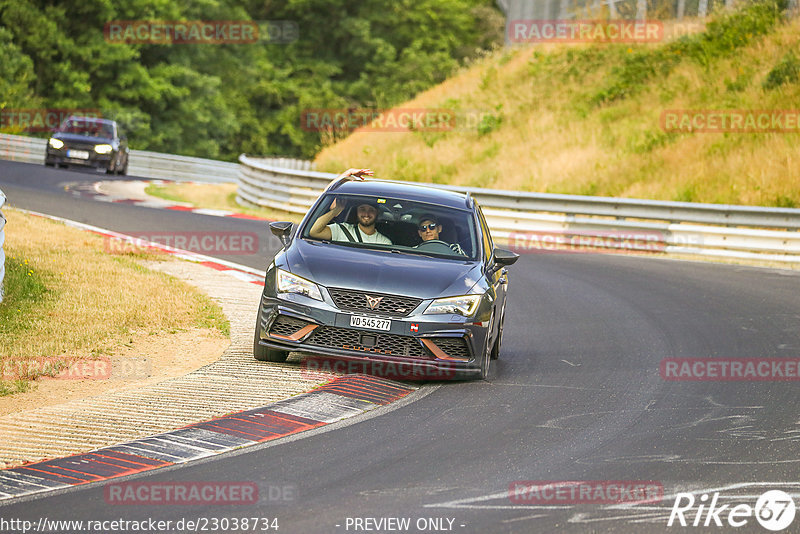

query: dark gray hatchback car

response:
[254,178,518,380]
[45,116,129,175]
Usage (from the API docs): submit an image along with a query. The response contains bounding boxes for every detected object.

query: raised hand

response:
[329,198,346,216]
[338,168,374,180]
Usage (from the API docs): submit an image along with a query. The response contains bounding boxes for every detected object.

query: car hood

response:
[284,239,483,299]
[52,133,113,145]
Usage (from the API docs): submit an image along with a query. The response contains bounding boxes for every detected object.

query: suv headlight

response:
[424,295,481,316]
[48,138,64,149]
[94,144,113,154]
[276,269,322,301]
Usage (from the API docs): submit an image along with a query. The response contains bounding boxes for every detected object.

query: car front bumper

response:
[256,293,491,381]
[45,146,113,169]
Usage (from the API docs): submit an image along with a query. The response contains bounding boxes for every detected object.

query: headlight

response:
[48,138,64,149]
[424,294,482,316]
[276,269,322,301]
[94,144,113,154]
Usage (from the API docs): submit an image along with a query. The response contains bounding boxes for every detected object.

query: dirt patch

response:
[0,328,228,417]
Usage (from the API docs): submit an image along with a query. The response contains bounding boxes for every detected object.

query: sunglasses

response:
[418,223,438,231]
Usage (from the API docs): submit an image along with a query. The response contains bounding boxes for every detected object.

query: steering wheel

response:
[415,240,452,253]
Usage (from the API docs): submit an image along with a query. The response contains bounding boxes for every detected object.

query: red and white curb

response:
[17,208,267,286]
[0,375,416,502]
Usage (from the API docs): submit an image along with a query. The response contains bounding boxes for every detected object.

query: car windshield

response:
[59,118,114,138]
[303,193,479,260]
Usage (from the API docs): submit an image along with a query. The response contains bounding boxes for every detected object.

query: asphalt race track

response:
[2,159,800,533]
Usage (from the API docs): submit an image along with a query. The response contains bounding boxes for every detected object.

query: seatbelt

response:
[336,223,363,243]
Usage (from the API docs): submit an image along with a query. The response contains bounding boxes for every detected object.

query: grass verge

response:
[314,0,800,207]
[0,209,229,396]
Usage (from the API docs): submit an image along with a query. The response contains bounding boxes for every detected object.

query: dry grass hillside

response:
[315,1,800,207]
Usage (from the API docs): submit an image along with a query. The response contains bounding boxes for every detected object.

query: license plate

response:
[350,315,391,331]
[67,149,89,159]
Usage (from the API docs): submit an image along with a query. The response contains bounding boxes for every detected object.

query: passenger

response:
[309,166,392,244]
[416,214,465,255]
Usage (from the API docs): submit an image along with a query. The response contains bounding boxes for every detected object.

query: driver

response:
[416,214,465,255]
[309,198,392,244]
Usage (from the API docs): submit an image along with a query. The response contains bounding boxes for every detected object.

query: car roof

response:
[328,179,471,210]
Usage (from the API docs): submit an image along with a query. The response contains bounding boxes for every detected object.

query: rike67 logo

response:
[668,490,796,531]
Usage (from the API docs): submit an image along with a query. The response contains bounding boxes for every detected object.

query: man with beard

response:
[308,168,392,244]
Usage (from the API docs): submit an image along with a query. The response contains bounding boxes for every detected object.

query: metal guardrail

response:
[238,154,800,263]
[0,133,237,183]
[0,188,5,302]
[2,133,797,263]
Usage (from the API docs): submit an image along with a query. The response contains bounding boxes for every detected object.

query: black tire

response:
[253,313,289,362]
[490,300,506,360]
[478,338,492,380]
[45,161,55,167]
[477,311,494,379]
[105,167,115,174]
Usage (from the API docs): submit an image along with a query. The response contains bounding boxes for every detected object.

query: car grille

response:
[63,141,98,151]
[327,288,422,318]
[430,337,471,359]
[308,326,428,358]
[269,315,311,337]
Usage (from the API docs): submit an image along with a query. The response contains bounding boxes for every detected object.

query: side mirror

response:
[489,247,519,274]
[494,247,519,267]
[270,221,294,248]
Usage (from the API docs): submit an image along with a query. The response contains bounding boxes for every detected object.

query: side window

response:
[476,205,493,262]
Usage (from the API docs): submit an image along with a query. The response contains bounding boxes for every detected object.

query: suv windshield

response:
[59,118,114,138]
[303,193,479,260]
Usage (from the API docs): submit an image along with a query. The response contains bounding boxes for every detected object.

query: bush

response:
[477,105,503,136]
[763,52,800,89]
